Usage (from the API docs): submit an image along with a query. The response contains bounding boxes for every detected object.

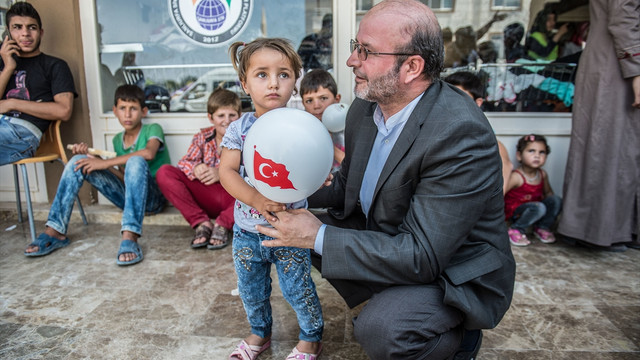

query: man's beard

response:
[354,64,400,103]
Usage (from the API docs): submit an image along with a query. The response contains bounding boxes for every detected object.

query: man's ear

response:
[475,97,484,107]
[403,55,425,84]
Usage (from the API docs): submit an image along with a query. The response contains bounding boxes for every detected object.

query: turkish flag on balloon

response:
[252,147,297,190]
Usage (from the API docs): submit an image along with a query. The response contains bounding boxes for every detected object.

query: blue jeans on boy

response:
[0,118,41,165]
[46,155,166,236]
[232,225,323,342]
[510,195,562,232]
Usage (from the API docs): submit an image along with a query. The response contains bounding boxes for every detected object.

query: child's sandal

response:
[229,339,271,360]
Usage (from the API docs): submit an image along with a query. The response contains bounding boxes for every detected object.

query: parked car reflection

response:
[144,84,170,113]
[170,67,252,112]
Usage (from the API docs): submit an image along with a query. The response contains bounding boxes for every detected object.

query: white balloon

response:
[243,108,334,203]
[322,103,349,133]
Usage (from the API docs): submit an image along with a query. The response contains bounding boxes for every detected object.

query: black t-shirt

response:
[1,53,77,133]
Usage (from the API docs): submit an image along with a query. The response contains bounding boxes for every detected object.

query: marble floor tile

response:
[1,213,639,359]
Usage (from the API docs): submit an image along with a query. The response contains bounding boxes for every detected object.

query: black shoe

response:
[453,329,482,360]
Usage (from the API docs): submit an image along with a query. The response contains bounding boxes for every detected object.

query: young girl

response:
[219,38,323,360]
[504,134,562,246]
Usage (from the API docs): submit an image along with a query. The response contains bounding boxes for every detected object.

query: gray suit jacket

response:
[309,81,516,329]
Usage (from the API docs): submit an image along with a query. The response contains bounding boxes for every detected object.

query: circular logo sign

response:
[170,0,252,47]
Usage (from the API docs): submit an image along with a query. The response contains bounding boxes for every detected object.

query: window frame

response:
[490,0,521,11]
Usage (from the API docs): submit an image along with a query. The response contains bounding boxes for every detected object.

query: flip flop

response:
[24,233,70,257]
[116,239,144,266]
[229,339,271,360]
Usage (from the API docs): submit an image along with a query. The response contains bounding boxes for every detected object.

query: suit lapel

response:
[373,85,438,200]
[346,112,377,211]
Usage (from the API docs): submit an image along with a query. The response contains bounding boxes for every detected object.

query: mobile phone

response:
[2,28,11,41]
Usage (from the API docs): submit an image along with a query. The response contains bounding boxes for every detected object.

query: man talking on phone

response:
[0,2,76,165]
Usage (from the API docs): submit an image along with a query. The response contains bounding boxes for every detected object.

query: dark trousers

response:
[313,210,465,360]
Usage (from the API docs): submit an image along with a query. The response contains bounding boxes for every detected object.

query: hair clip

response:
[527,135,535,141]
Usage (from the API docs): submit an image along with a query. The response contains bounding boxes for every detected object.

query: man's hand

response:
[632,75,640,109]
[0,35,19,70]
[258,209,322,249]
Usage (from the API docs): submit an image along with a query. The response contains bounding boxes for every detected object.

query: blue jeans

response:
[510,195,562,232]
[0,118,40,165]
[232,225,324,342]
[46,155,166,236]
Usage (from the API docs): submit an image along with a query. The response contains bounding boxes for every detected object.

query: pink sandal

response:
[229,339,271,360]
[286,343,322,360]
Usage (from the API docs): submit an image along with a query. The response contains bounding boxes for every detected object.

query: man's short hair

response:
[444,71,484,100]
[207,87,241,115]
[114,85,146,108]
[6,2,42,29]
[300,69,338,97]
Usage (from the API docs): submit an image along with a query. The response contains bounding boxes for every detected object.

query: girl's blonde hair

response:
[228,38,303,95]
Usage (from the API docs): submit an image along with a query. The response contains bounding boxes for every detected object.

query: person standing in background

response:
[558,0,640,251]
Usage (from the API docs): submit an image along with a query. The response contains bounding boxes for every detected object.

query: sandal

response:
[208,223,229,250]
[24,233,70,257]
[191,222,212,248]
[116,239,144,266]
[286,343,322,360]
[229,339,271,360]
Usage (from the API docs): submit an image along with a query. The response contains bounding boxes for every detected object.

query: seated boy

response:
[157,88,240,249]
[24,84,171,266]
[300,69,345,172]
[444,71,513,194]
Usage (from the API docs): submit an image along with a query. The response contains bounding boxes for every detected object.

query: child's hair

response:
[114,84,146,108]
[207,87,241,115]
[300,69,338,97]
[6,2,41,29]
[444,71,484,100]
[228,38,302,94]
[516,134,551,154]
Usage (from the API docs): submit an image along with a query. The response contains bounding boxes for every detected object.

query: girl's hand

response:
[252,193,286,222]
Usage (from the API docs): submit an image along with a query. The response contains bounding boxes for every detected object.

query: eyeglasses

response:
[350,39,417,61]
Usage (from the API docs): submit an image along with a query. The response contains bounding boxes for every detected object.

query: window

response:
[491,0,521,11]
[95,0,333,113]
[424,0,454,11]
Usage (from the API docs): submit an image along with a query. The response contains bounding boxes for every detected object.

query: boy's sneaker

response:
[534,228,556,244]
[508,228,530,246]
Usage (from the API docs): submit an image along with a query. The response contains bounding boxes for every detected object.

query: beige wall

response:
[31,0,94,204]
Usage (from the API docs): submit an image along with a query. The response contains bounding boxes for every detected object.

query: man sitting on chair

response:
[0,2,76,166]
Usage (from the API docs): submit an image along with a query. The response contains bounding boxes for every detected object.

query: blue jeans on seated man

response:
[232,225,324,343]
[0,119,41,166]
[46,154,166,236]
[510,194,562,233]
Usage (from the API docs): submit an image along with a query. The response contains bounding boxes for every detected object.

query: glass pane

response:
[437,1,584,112]
[96,0,332,113]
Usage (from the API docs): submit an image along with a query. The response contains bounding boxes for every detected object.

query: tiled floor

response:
[0,205,638,359]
